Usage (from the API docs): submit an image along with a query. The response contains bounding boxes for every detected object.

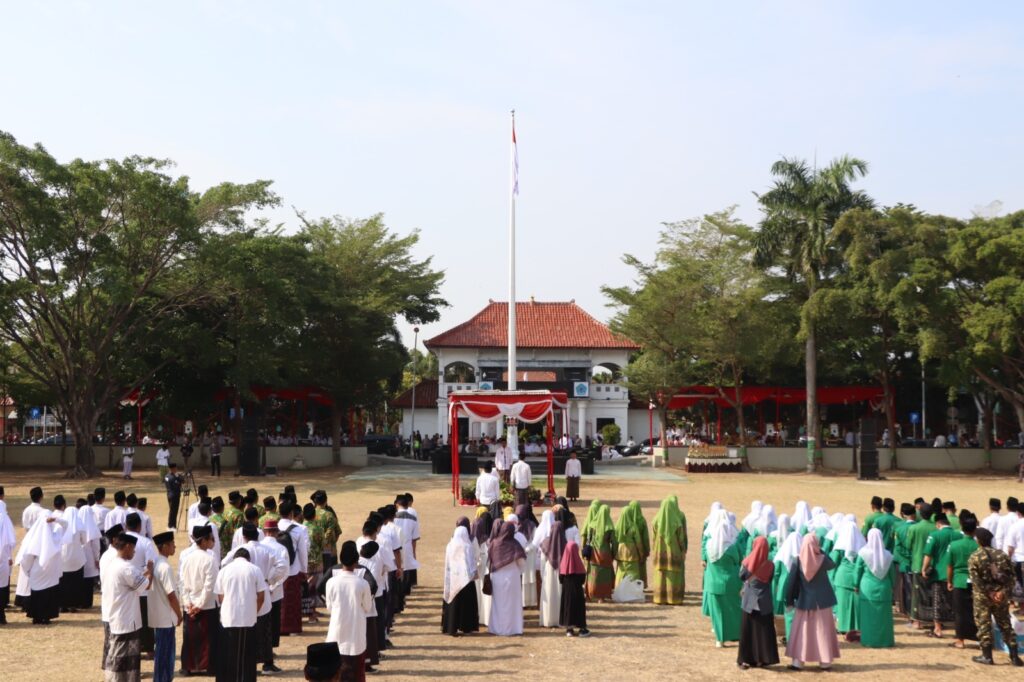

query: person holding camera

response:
[164,463,185,532]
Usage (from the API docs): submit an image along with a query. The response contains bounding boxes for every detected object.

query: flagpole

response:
[508,109,517,392]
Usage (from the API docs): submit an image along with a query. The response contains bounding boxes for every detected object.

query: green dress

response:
[585,505,617,600]
[704,542,742,643]
[829,552,859,633]
[651,496,687,604]
[853,557,894,647]
[772,559,795,638]
[615,501,650,587]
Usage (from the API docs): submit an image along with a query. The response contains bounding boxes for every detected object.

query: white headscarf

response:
[824,513,846,541]
[772,514,792,543]
[704,501,723,525]
[78,504,102,543]
[705,509,737,563]
[443,526,475,603]
[774,526,803,572]
[58,505,85,544]
[833,517,866,560]
[791,501,812,533]
[742,501,763,535]
[0,500,16,554]
[756,505,777,537]
[857,528,893,580]
[531,510,554,550]
[15,514,63,571]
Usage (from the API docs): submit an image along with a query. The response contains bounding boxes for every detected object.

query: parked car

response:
[36,433,75,445]
[363,434,401,456]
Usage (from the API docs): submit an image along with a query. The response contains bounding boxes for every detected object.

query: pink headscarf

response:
[559,540,586,576]
[798,532,826,581]
[741,536,774,583]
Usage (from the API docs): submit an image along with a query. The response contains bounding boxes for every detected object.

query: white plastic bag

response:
[611,577,645,603]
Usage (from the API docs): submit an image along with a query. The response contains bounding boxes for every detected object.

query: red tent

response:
[448,390,569,500]
[665,385,885,410]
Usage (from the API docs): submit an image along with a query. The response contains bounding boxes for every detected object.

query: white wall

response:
[0,444,368,469]
[400,409,437,438]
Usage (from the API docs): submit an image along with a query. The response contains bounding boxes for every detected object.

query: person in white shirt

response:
[54,496,87,613]
[475,462,501,518]
[179,526,218,676]
[104,490,129,533]
[91,487,111,542]
[325,541,373,676]
[394,494,420,595]
[981,498,1002,534]
[377,506,404,636]
[259,520,290,674]
[155,444,171,479]
[223,523,285,674]
[101,533,153,680]
[564,451,582,502]
[16,507,68,624]
[99,523,124,665]
[187,485,210,524]
[216,548,266,682]
[125,512,158,657]
[1004,507,1024,608]
[278,501,309,636]
[356,520,388,667]
[187,501,222,560]
[494,437,515,484]
[136,497,154,538]
[148,532,181,682]
[510,457,532,508]
[77,498,103,609]
[122,443,135,479]
[14,486,47,610]
[995,497,1019,554]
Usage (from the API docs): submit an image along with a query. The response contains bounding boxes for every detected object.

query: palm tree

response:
[754,156,872,470]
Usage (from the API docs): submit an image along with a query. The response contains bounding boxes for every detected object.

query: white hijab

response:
[78,504,102,543]
[704,501,723,525]
[833,517,866,560]
[0,500,16,554]
[857,528,893,580]
[705,509,737,563]
[774,526,803,572]
[824,513,846,541]
[772,514,792,543]
[443,526,475,603]
[741,501,763,535]
[15,514,63,570]
[791,501,812,533]
[756,505,777,537]
[532,510,554,550]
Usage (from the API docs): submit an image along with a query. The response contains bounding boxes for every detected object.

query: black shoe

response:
[365,666,379,674]
[262,663,282,674]
[972,646,994,665]
[1009,644,1023,667]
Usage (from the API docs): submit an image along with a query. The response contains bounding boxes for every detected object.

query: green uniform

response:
[829,551,859,633]
[303,518,325,573]
[923,526,957,583]
[651,497,686,605]
[871,513,899,552]
[704,542,742,643]
[967,546,1017,651]
[861,511,880,538]
[853,556,894,647]
[945,536,978,590]
[905,518,936,622]
[946,514,961,533]
[893,519,916,572]
[210,513,230,559]
[615,501,651,587]
[907,519,936,573]
[223,506,244,536]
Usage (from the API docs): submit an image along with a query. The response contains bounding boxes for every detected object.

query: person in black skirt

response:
[442,518,479,636]
[559,540,589,637]
[737,536,779,669]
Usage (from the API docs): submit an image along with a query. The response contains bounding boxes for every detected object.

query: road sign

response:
[909,412,920,424]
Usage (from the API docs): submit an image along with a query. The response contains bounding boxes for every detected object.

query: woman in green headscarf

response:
[614,501,651,587]
[652,495,688,605]
[584,504,617,601]
[580,499,602,540]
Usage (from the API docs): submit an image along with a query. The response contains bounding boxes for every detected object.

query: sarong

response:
[513,487,529,508]
[565,476,580,500]
[104,630,141,682]
[28,584,60,622]
[302,570,321,616]
[930,581,953,623]
[911,574,935,621]
[181,608,216,674]
[254,612,273,663]
[217,626,256,682]
[269,598,282,649]
[138,596,154,654]
[59,567,85,610]
[339,652,366,682]
[281,574,304,634]
[952,586,978,641]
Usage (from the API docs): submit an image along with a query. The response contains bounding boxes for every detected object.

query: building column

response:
[577,400,588,439]
[437,400,446,441]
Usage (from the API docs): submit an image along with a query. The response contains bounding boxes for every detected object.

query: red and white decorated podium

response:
[447,390,569,501]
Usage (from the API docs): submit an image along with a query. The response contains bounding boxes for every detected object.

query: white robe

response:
[521,543,538,607]
[474,540,490,627]
[538,557,561,627]
[488,558,525,636]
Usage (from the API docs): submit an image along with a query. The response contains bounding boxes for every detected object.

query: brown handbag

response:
[482,574,493,596]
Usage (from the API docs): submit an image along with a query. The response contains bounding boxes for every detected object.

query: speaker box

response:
[858,417,880,480]
[239,408,263,476]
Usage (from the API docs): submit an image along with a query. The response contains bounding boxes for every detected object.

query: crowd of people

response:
[698,495,1024,670]
[0,473,423,682]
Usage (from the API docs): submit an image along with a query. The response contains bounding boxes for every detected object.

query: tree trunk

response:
[805,321,819,472]
[980,396,994,468]
[232,391,243,474]
[1014,402,1024,447]
[881,367,897,471]
[330,402,342,466]
[731,376,748,468]
[66,407,101,478]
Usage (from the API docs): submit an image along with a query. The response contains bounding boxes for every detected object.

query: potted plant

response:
[459,484,477,506]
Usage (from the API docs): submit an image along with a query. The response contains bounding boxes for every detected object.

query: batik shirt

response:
[316,507,342,557]
[304,519,325,572]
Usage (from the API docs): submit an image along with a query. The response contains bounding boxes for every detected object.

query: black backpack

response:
[277,526,297,565]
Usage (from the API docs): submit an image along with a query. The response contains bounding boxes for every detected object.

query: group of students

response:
[698,494,1024,671]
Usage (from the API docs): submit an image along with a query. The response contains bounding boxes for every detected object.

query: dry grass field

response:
[2,463,1023,681]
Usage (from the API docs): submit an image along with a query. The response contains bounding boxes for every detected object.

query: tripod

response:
[175,470,200,533]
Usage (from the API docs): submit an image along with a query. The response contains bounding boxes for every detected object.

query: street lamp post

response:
[410,326,419,458]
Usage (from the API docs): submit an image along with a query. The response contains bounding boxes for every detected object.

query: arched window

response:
[444,362,477,383]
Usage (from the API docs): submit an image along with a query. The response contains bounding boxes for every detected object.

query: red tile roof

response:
[389,380,439,409]
[425,301,639,350]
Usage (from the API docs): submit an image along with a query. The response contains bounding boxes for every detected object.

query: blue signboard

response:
[909,412,920,424]
[28,407,41,419]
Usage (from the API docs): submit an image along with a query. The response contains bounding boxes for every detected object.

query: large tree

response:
[0,133,276,476]
[754,156,872,469]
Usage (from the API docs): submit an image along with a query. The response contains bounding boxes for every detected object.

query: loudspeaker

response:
[239,408,263,476]
[858,417,880,480]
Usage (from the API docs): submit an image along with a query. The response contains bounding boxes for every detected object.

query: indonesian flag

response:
[511,117,519,196]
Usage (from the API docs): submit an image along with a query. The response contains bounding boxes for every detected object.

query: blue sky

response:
[2,1,1022,348]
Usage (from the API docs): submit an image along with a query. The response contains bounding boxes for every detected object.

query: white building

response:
[392,300,641,442]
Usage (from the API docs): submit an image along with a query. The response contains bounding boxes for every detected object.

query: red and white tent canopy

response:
[448,390,569,499]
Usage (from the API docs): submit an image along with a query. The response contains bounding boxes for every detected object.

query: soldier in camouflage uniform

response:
[967,528,1023,666]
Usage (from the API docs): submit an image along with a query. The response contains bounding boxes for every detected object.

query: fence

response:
[665,446,1021,473]
[0,445,368,469]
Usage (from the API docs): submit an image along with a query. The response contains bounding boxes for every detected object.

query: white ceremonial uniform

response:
[325,570,373,655]
[475,472,500,506]
[216,558,264,628]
